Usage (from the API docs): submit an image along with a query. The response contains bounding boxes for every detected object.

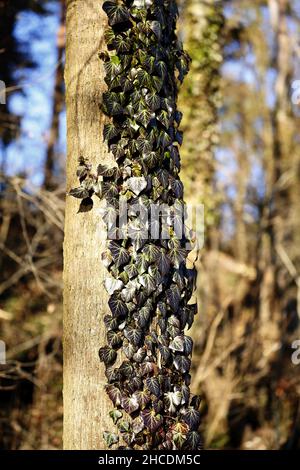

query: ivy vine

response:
[70,0,202,450]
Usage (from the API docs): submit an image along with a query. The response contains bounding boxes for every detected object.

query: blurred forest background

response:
[0,0,300,450]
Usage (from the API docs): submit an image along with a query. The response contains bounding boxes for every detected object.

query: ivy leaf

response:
[174,355,191,374]
[102,92,124,115]
[143,151,159,169]
[133,346,147,363]
[158,345,171,363]
[136,135,153,154]
[149,21,162,39]
[135,252,150,274]
[141,409,163,432]
[109,294,128,318]
[167,284,181,312]
[140,361,155,376]
[118,420,131,433]
[123,342,136,359]
[124,263,139,279]
[109,241,130,268]
[126,176,147,195]
[105,366,119,383]
[105,384,122,406]
[169,335,185,352]
[138,273,156,295]
[135,303,151,328]
[152,75,163,92]
[156,60,167,79]
[119,360,134,378]
[103,56,122,79]
[135,68,152,88]
[120,280,137,302]
[143,243,160,262]
[103,122,120,141]
[121,395,139,414]
[124,327,143,346]
[183,335,193,355]
[110,138,128,160]
[102,181,119,200]
[132,416,145,434]
[165,391,182,414]
[184,431,202,450]
[103,1,130,25]
[190,395,201,410]
[133,390,151,409]
[120,75,134,92]
[103,431,119,448]
[109,409,123,425]
[172,430,187,449]
[107,330,122,348]
[104,314,119,331]
[171,178,184,198]
[78,198,94,216]
[145,92,161,111]
[157,109,171,128]
[98,346,117,365]
[157,250,171,276]
[168,246,187,268]
[146,376,160,397]
[135,108,152,127]
[113,34,131,53]
[104,277,123,295]
[182,408,201,430]
[69,186,90,199]
[158,129,172,148]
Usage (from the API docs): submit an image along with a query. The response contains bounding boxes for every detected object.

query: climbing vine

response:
[70,0,202,450]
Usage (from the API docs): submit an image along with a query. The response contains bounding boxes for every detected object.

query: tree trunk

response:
[44,0,65,190]
[63,0,111,450]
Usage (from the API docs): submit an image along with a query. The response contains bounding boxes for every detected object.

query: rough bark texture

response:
[63,0,111,450]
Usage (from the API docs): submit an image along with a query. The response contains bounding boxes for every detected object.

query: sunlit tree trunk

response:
[63,0,111,450]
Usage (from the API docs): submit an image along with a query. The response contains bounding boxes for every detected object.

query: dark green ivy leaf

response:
[103,122,120,141]
[167,284,181,312]
[182,407,201,430]
[108,293,128,318]
[109,241,130,268]
[157,250,171,276]
[135,108,152,127]
[145,92,161,111]
[124,327,143,347]
[145,376,160,397]
[98,346,117,365]
[69,186,90,199]
[174,355,191,374]
[107,330,123,348]
[103,1,130,26]
[169,335,185,352]
[184,431,202,450]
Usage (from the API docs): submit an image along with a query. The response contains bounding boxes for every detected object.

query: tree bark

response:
[44,0,65,190]
[63,0,111,450]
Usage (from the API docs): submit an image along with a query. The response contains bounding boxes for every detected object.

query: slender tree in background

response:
[44,0,66,190]
[180,0,224,245]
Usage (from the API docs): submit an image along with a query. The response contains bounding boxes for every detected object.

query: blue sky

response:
[3,0,66,187]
